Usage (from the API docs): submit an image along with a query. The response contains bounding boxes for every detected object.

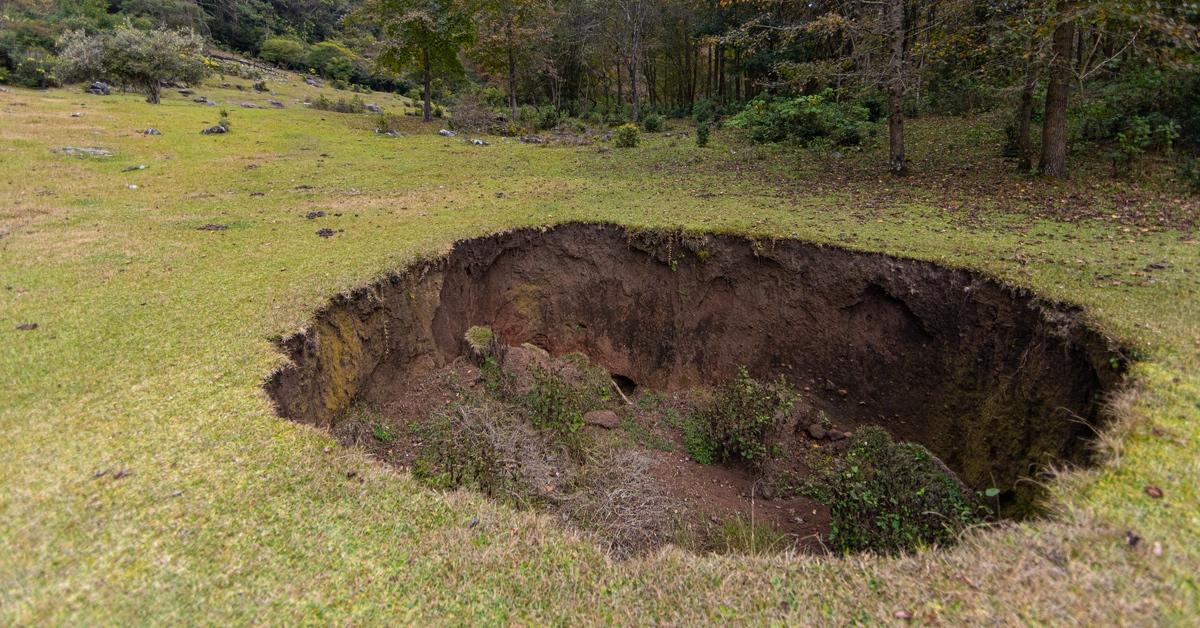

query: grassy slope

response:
[1,75,1198,624]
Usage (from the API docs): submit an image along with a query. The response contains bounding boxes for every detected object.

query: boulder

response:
[200,125,228,135]
[582,410,621,429]
[239,102,257,109]
[365,103,383,113]
[469,138,489,146]
[267,99,285,109]
[438,129,456,137]
[806,423,828,440]
[87,81,110,95]
[143,128,161,136]
[304,77,321,87]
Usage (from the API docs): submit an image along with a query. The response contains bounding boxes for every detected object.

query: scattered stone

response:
[143,128,161,136]
[467,516,479,528]
[365,103,383,113]
[305,77,321,87]
[806,423,828,440]
[305,210,326,220]
[438,128,456,137]
[829,430,849,441]
[111,468,132,480]
[15,322,38,331]
[193,96,209,103]
[1145,261,1169,271]
[239,102,257,109]
[87,81,110,95]
[582,410,620,429]
[196,224,227,231]
[122,164,147,172]
[519,135,546,144]
[316,228,336,238]
[1125,530,1141,547]
[469,138,489,146]
[200,125,228,135]
[70,112,84,118]
[178,89,193,96]
[1144,485,1164,499]
[126,184,138,190]
[376,130,401,138]
[268,99,285,109]
[57,146,112,158]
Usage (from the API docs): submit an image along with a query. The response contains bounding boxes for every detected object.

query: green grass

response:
[1,73,1198,623]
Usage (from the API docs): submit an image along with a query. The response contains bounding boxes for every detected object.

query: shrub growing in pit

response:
[688,367,794,464]
[804,426,986,555]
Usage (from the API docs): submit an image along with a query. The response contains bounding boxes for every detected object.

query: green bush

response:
[521,366,590,435]
[689,367,793,464]
[696,121,710,147]
[307,41,358,82]
[311,94,365,114]
[642,113,664,132]
[614,123,640,148]
[804,426,986,555]
[8,48,60,88]
[693,98,717,124]
[259,36,308,70]
[727,89,875,146]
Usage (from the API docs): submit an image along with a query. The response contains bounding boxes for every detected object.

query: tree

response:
[605,0,657,122]
[471,0,552,120]
[58,25,210,104]
[1039,2,1074,177]
[883,0,907,175]
[356,0,474,121]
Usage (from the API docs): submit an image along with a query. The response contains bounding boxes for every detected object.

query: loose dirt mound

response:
[266,223,1124,552]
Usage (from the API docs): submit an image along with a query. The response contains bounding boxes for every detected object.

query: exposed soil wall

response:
[266,223,1124,513]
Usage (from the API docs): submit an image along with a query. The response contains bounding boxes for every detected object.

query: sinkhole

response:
[266,223,1125,556]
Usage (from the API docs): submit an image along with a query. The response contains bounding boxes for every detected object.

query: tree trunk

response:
[1040,16,1074,177]
[630,57,640,122]
[886,0,907,175]
[422,46,432,122]
[1016,75,1035,172]
[716,44,725,100]
[145,82,161,105]
[616,61,623,112]
[506,22,518,121]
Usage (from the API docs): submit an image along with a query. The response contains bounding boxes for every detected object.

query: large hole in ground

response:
[266,223,1124,557]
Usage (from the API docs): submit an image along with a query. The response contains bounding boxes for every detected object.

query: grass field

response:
[1,73,1198,624]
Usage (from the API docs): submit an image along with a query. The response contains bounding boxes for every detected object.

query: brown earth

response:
[266,223,1125,539]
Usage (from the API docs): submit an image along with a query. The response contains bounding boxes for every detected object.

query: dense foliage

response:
[804,426,987,555]
[59,24,209,103]
[2,0,1196,177]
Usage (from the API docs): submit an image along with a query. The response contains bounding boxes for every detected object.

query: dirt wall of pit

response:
[266,223,1124,512]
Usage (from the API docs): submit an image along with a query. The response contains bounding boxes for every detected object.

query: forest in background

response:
[3,0,1198,179]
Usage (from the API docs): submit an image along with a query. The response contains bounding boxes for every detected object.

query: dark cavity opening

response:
[266,223,1125,554]
[612,374,638,397]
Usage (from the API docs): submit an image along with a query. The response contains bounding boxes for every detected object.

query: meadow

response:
[1,74,1198,623]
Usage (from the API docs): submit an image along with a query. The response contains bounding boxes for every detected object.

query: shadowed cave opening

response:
[266,223,1124,556]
